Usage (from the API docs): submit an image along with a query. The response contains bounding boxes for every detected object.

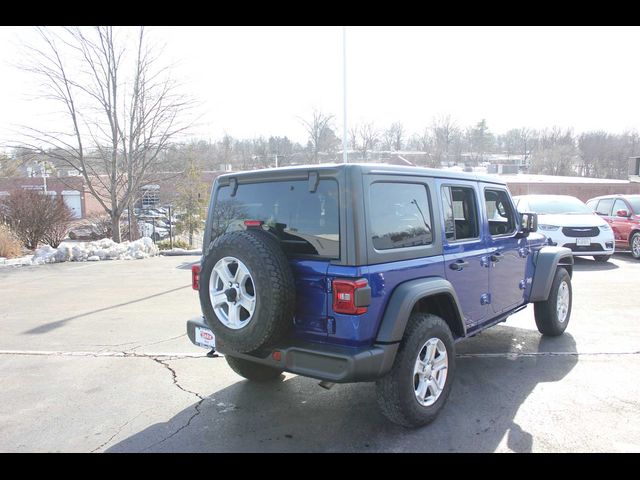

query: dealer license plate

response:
[576,237,591,247]
[195,326,215,348]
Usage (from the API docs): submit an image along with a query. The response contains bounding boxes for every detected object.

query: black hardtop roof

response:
[216,163,507,186]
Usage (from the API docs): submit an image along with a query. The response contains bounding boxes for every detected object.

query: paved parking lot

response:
[1,254,639,452]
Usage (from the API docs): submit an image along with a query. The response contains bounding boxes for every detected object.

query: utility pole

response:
[168,204,173,249]
[40,161,47,194]
[343,26,348,164]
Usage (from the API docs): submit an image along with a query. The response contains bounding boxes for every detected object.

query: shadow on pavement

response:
[108,326,578,452]
[572,256,618,271]
[613,252,639,265]
[23,285,191,335]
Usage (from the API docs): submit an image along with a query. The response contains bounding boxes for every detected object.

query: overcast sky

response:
[0,26,639,146]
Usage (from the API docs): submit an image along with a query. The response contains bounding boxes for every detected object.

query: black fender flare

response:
[529,246,574,302]
[375,277,466,344]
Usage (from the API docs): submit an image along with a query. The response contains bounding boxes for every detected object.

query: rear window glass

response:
[213,179,339,258]
[369,182,433,250]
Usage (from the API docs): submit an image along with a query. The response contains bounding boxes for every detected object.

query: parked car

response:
[138,221,169,241]
[187,164,574,427]
[513,194,615,262]
[586,194,640,259]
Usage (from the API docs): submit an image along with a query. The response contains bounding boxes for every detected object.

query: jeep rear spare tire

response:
[199,229,295,353]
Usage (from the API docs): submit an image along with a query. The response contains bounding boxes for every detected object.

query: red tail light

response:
[191,264,201,290]
[244,220,264,228]
[332,279,370,315]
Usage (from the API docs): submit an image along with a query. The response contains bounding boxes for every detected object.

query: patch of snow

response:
[9,237,161,267]
[0,255,35,267]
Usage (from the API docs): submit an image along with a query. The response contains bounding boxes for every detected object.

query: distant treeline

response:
[3,115,639,180]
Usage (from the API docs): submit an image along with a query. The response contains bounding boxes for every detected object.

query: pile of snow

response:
[30,237,159,265]
[0,255,34,267]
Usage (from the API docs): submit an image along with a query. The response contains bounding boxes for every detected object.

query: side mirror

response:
[616,209,630,218]
[517,212,538,238]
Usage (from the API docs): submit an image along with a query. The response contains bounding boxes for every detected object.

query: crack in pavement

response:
[126,333,188,352]
[142,357,206,452]
[0,349,638,359]
[91,408,153,453]
[456,351,640,358]
[0,350,209,359]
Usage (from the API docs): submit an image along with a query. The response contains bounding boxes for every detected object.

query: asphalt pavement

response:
[0,254,639,452]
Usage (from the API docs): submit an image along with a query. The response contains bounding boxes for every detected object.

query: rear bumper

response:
[186,317,398,383]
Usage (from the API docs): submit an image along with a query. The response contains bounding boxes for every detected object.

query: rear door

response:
[483,186,528,315]
[610,198,633,248]
[212,176,340,342]
[440,181,490,327]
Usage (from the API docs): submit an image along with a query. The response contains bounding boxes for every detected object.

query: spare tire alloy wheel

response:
[200,229,295,353]
[210,257,256,329]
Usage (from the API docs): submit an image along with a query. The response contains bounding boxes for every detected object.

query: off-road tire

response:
[376,313,456,428]
[534,267,572,336]
[225,355,284,382]
[199,229,295,353]
[593,255,611,262]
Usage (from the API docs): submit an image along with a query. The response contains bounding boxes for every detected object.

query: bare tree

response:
[349,127,359,152]
[431,115,460,166]
[300,110,334,164]
[13,26,194,242]
[382,122,404,151]
[530,127,576,176]
[358,123,379,161]
[3,189,73,249]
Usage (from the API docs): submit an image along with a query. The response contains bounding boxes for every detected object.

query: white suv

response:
[514,194,615,262]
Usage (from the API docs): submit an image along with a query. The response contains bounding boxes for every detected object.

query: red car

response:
[586,195,640,259]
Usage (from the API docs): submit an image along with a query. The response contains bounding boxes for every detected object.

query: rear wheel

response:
[534,267,572,336]
[225,355,284,382]
[593,255,611,262]
[376,313,455,428]
[631,232,640,259]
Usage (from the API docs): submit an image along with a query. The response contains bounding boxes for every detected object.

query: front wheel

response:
[534,267,572,336]
[376,313,455,428]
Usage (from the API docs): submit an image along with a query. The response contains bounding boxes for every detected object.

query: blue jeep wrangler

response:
[187,164,574,427]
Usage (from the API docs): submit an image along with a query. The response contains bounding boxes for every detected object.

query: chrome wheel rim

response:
[413,338,448,407]
[556,280,570,323]
[209,256,256,329]
[633,236,640,258]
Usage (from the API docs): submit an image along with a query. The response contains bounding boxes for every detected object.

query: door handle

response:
[490,251,504,262]
[449,259,469,271]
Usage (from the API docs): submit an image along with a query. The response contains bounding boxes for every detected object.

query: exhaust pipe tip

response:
[318,381,335,390]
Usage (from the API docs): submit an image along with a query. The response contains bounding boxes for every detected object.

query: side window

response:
[595,198,613,216]
[370,182,433,250]
[485,189,517,236]
[612,199,628,216]
[441,185,479,241]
